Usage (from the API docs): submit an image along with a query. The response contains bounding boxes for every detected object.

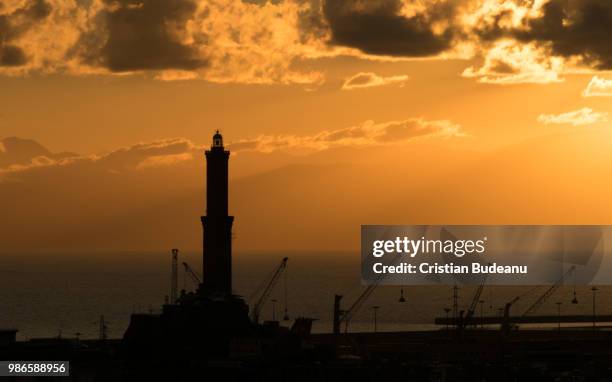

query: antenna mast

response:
[171,248,179,304]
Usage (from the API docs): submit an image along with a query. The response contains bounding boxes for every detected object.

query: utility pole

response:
[452,285,459,326]
[99,315,108,341]
[371,306,380,333]
[333,295,342,335]
[171,249,179,304]
[443,308,451,331]
[283,266,290,321]
[555,302,562,331]
[591,286,598,330]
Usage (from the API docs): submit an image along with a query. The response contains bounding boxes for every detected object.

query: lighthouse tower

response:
[201,130,234,296]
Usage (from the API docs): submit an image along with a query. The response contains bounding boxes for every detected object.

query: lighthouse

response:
[201,130,234,295]
[123,130,251,358]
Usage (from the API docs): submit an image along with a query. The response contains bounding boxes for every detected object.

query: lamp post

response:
[452,285,459,322]
[591,286,598,330]
[479,300,485,329]
[555,302,562,331]
[371,306,380,333]
[444,308,451,331]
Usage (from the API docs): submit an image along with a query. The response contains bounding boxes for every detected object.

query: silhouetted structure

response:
[0,330,17,347]
[7,133,612,381]
[201,131,234,295]
[122,131,253,361]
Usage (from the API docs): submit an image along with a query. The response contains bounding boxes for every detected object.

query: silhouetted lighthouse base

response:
[199,215,234,296]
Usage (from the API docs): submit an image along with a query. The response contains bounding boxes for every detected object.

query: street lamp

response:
[443,308,451,331]
[591,286,598,330]
[555,302,562,331]
[371,306,380,332]
[479,300,485,329]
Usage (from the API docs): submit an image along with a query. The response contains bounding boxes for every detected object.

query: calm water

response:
[1,251,611,340]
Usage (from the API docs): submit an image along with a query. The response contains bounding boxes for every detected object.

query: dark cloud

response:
[73,0,207,72]
[489,60,518,74]
[473,0,612,70]
[515,0,612,69]
[0,0,51,39]
[322,0,458,57]
[0,0,52,67]
[2,0,612,81]
[0,45,27,66]
[296,0,329,43]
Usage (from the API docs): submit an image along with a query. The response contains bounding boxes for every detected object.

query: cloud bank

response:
[537,108,608,126]
[0,117,462,177]
[0,136,198,177]
[322,0,460,57]
[2,0,612,84]
[230,118,463,153]
[583,76,612,97]
[341,72,409,90]
[462,40,564,84]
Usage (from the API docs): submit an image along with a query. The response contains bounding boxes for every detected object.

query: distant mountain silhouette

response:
[0,137,76,167]
[1,131,612,252]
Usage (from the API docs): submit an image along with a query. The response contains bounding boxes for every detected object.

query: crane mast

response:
[250,257,288,324]
[501,266,576,332]
[465,267,490,322]
[465,283,484,320]
[522,265,576,317]
[333,253,403,334]
[333,284,378,334]
[170,249,179,304]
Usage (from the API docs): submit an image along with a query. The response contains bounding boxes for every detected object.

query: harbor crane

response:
[334,253,404,334]
[502,265,577,332]
[170,249,179,304]
[501,295,522,333]
[250,257,289,324]
[333,284,378,335]
[522,265,576,317]
[182,262,202,286]
[464,269,489,325]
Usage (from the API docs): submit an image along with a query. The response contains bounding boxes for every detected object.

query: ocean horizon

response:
[1,250,610,340]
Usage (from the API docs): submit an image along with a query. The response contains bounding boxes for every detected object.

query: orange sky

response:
[1,0,612,252]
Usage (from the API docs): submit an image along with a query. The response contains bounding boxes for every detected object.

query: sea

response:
[1,251,611,340]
